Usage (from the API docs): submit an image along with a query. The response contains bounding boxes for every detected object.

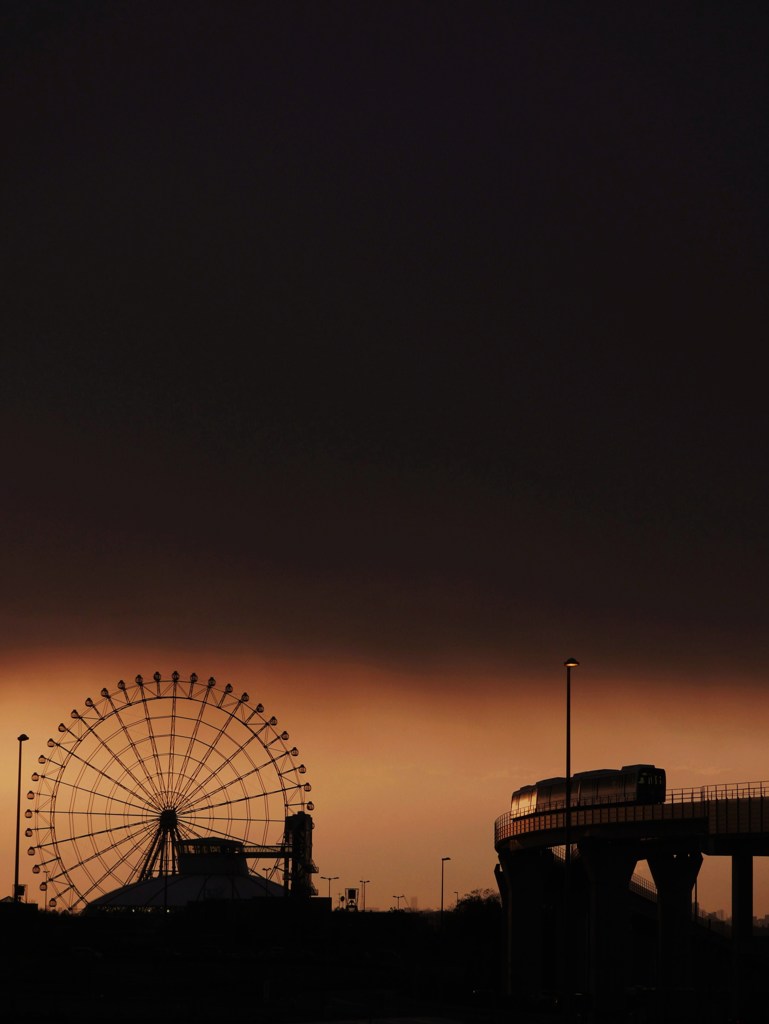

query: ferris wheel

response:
[26,672,313,912]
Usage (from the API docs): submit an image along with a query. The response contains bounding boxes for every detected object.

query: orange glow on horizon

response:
[2,646,769,917]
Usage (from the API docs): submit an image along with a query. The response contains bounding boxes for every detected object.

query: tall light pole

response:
[359,879,370,911]
[393,894,405,910]
[564,658,578,873]
[320,875,338,900]
[14,734,29,902]
[440,856,451,927]
[563,658,579,1011]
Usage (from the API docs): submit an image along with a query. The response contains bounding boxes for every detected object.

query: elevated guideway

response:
[495,779,769,855]
[493,779,769,1018]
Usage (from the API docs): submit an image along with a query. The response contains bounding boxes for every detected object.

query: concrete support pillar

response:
[578,839,638,1018]
[496,847,554,1002]
[731,851,753,1020]
[647,848,702,991]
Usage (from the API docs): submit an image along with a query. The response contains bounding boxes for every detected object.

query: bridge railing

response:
[500,780,769,823]
[666,780,769,803]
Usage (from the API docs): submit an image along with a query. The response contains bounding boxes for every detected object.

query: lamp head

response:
[18,734,29,742]
[564,658,579,669]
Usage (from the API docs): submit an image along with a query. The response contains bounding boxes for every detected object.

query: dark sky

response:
[2,1,767,679]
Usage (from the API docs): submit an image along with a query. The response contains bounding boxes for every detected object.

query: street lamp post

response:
[440,856,451,927]
[359,879,370,911]
[392,894,405,910]
[320,875,338,900]
[14,734,29,902]
[563,658,579,1012]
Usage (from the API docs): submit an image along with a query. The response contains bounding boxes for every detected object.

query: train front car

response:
[623,763,666,804]
[577,765,667,807]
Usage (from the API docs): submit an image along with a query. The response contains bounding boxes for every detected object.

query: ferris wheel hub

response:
[159,808,179,830]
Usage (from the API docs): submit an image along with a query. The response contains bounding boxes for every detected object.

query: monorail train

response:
[510,764,666,817]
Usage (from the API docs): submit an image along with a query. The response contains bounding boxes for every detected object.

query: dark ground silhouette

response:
[1,895,766,1023]
[0,899,505,1024]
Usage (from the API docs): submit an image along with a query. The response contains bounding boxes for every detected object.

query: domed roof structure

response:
[88,838,284,909]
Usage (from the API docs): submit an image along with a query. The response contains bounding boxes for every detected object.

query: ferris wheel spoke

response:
[168,685,179,805]
[177,733,267,810]
[41,745,162,815]
[46,738,158,811]
[181,765,259,812]
[173,688,242,805]
[172,682,215,804]
[182,747,288,811]
[184,745,307,815]
[44,804,156,827]
[30,848,70,878]
[42,770,158,818]
[188,780,299,814]
[35,817,152,858]
[105,699,168,805]
[178,816,263,845]
[48,878,81,909]
[46,818,155,896]
[136,685,169,802]
[181,812,274,829]
[190,779,311,817]
[64,705,166,806]
[68,822,157,905]
[177,712,294,810]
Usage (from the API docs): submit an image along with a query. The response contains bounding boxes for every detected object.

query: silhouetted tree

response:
[455,887,502,914]
[439,888,504,1000]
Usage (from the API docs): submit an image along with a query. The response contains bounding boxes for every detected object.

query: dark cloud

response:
[2,2,767,678]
